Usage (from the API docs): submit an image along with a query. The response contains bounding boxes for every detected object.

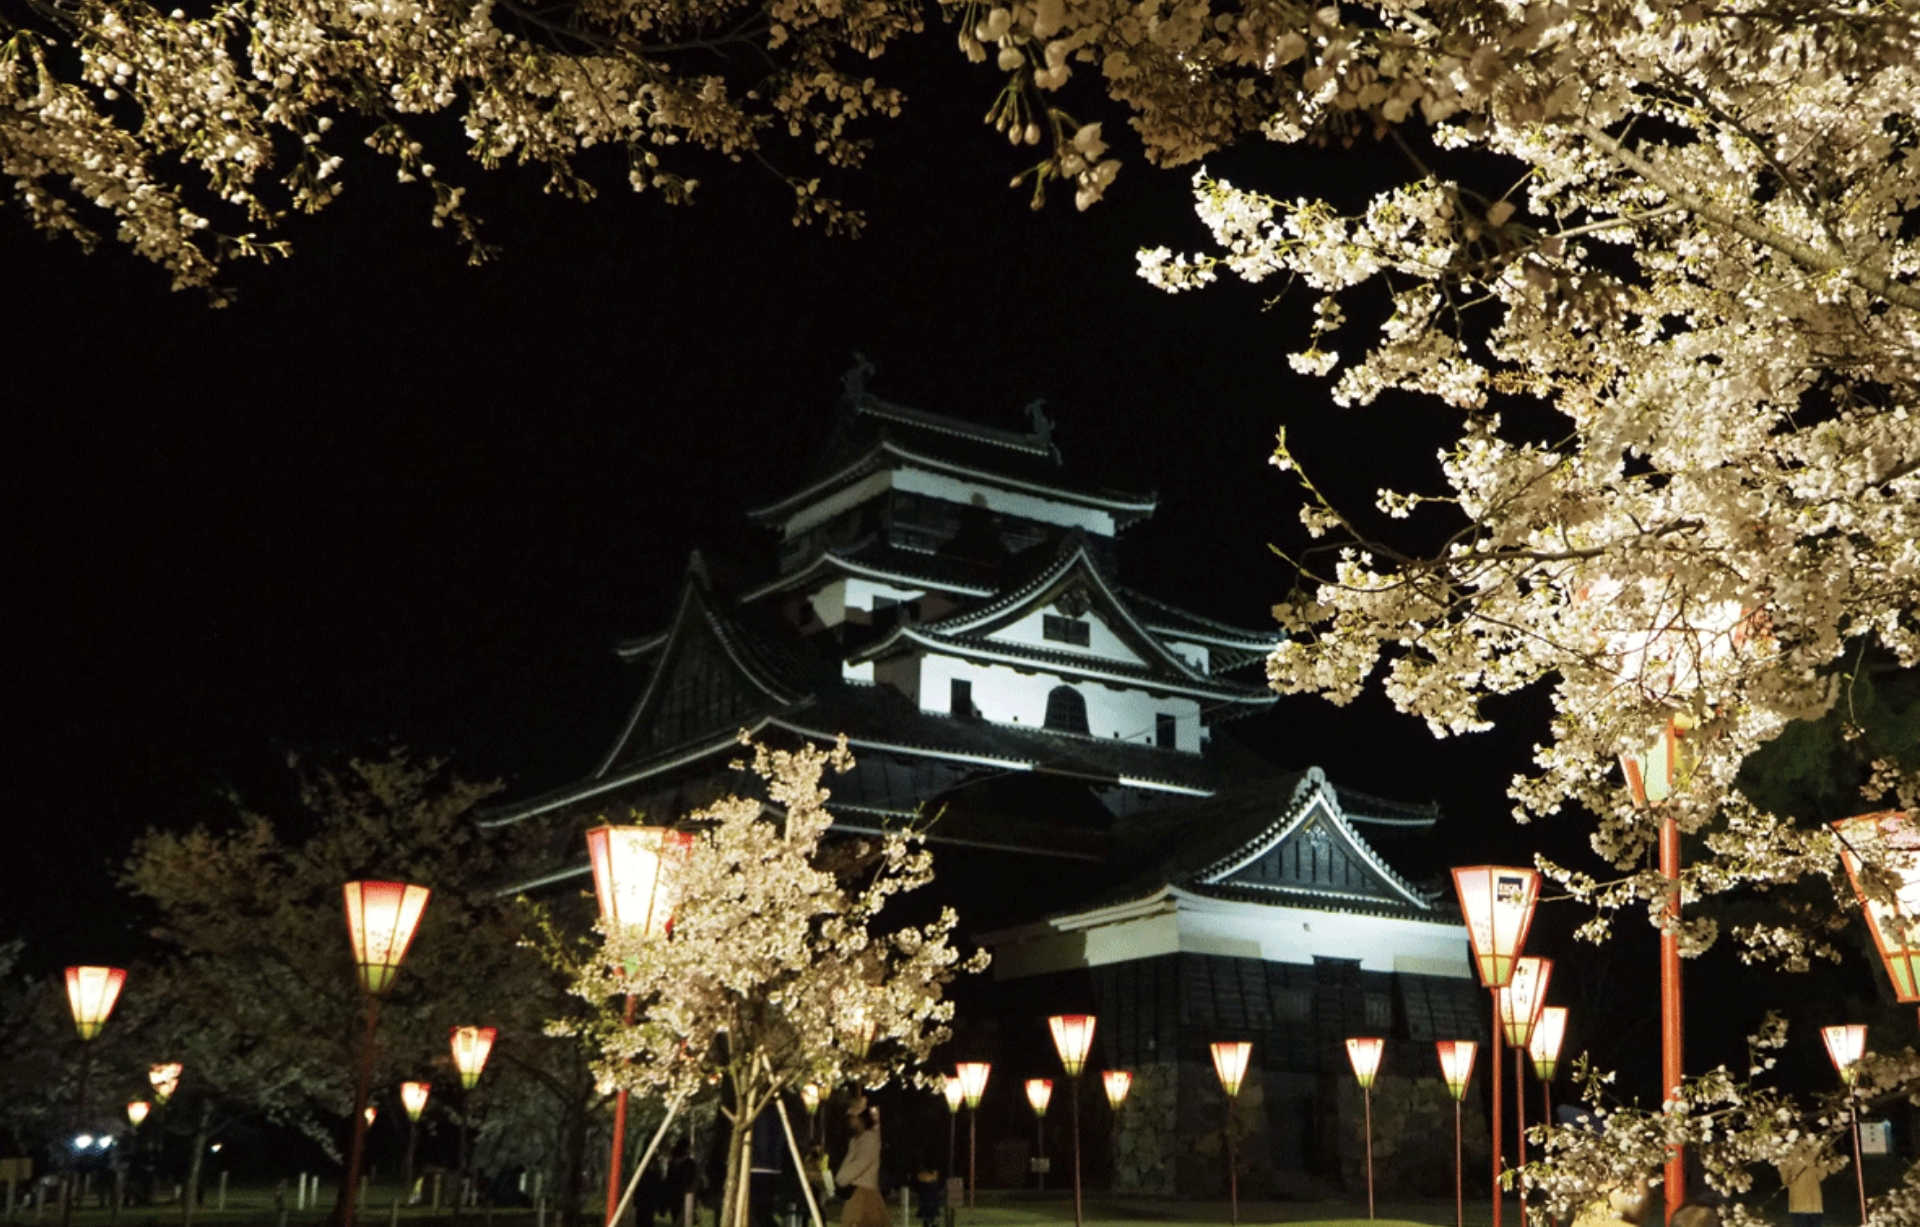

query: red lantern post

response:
[1527,1007,1568,1127]
[1024,1080,1053,1191]
[62,967,126,1227]
[1210,1042,1251,1227]
[400,1082,431,1197]
[1453,867,1541,1227]
[585,824,693,1227]
[941,1078,963,1185]
[1437,1041,1478,1227]
[955,1063,991,1208]
[1822,1025,1870,1225]
[1345,1038,1385,1220]
[1832,811,1920,1008]
[341,880,431,1227]
[1047,1014,1096,1227]
[1496,957,1553,1226]
[450,1027,497,1210]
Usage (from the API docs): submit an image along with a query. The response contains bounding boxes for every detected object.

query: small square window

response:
[1043,615,1091,646]
[1155,714,1177,748]
[950,678,974,719]
[1364,993,1391,1029]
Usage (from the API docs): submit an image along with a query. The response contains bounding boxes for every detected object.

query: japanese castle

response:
[486,364,1481,1199]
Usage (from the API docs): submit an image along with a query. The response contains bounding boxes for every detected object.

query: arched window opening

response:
[1043,686,1089,735]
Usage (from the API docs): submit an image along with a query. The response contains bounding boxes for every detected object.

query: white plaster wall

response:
[783,471,893,538]
[987,608,1146,665]
[807,578,926,630]
[844,577,925,612]
[917,653,1201,750]
[808,580,847,628]
[893,467,1118,536]
[1164,640,1211,674]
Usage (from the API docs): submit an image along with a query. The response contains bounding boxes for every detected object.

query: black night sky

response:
[0,33,1875,1108]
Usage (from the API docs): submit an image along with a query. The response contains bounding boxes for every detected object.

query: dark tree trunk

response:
[182,1102,213,1227]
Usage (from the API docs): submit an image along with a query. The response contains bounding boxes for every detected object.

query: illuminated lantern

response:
[1451,867,1541,988]
[841,1004,876,1061]
[803,1084,823,1116]
[342,881,431,996]
[126,1102,151,1127]
[956,1062,991,1110]
[401,1081,431,1123]
[449,1026,497,1091]
[64,966,127,1040]
[1025,1079,1053,1116]
[1102,1070,1132,1111]
[942,1078,963,1115]
[1047,1015,1096,1078]
[1621,715,1698,809]
[585,825,694,939]
[1528,1008,1568,1082]
[1345,1038,1385,1090]
[1823,1024,1867,1085]
[1210,1041,1252,1098]
[1832,811,1920,1001]
[1436,1041,1477,1101]
[1496,957,1554,1048]
[149,1063,183,1103]
[364,1107,378,1127]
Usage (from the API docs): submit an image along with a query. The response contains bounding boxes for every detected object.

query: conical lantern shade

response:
[955,1062,991,1110]
[1452,866,1542,988]
[64,966,127,1040]
[1102,1070,1132,1110]
[1210,1041,1252,1098]
[1048,1014,1097,1078]
[149,1063,183,1103]
[364,1107,378,1126]
[401,1081,431,1122]
[1496,957,1554,1048]
[343,881,431,996]
[585,825,694,939]
[1345,1037,1385,1089]
[1621,717,1698,808]
[1823,1024,1867,1084]
[1436,1040,1477,1101]
[126,1102,151,1127]
[449,1026,497,1090]
[941,1077,964,1115]
[841,1004,876,1061]
[804,1084,823,1116]
[1528,1007,1568,1081]
[1833,811,1920,1001]
[1025,1078,1053,1117]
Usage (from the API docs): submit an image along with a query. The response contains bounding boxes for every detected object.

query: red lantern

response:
[364,1106,378,1127]
[1048,1015,1097,1078]
[1496,957,1554,1048]
[1025,1079,1053,1117]
[1210,1041,1252,1098]
[149,1063,182,1103]
[64,966,126,1041]
[941,1077,963,1115]
[401,1081,431,1123]
[1528,1008,1568,1082]
[1102,1070,1131,1110]
[126,1102,151,1127]
[956,1062,991,1110]
[1345,1037,1385,1090]
[1621,716,1699,809]
[449,1026,497,1091]
[1833,811,1920,1001]
[585,825,694,939]
[1451,867,1541,988]
[1823,1024,1867,1084]
[343,881,431,996]
[1436,1040,1477,1100]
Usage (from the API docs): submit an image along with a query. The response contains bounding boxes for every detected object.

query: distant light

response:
[210,1143,223,1153]
[74,1135,94,1150]
[98,1137,115,1150]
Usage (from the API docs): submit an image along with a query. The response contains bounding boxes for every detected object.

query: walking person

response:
[835,1100,887,1227]
[1776,1137,1840,1227]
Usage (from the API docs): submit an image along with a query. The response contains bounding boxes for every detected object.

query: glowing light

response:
[149,1063,183,1103]
[841,1004,876,1061]
[942,1077,964,1115]
[1345,1038,1385,1090]
[1833,811,1920,1002]
[449,1027,497,1091]
[585,826,694,939]
[126,1102,151,1127]
[1823,1024,1867,1084]
[64,967,127,1041]
[803,1084,823,1116]
[955,1062,991,1110]
[1496,957,1554,1048]
[1452,866,1541,988]
[1047,1015,1096,1078]
[1210,1041,1252,1098]
[1436,1041,1477,1101]
[401,1081,431,1122]
[342,881,431,997]
[364,1107,378,1127]
[1102,1070,1132,1111]
[1528,1007,1568,1082]
[1025,1078,1053,1117]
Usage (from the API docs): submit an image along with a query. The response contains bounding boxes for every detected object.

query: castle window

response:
[1043,686,1089,734]
[1042,615,1091,647]
[1156,713,1177,748]
[950,678,974,719]
[1365,993,1391,1029]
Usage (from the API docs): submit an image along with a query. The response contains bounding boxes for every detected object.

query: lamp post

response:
[62,966,127,1227]
[1025,1080,1053,1191]
[942,1078,964,1182]
[1437,1041,1478,1227]
[342,880,431,1227]
[1345,1038,1385,1220]
[1821,1025,1870,1225]
[955,1063,991,1209]
[1453,866,1541,1227]
[126,1103,150,1128]
[1832,810,1920,1011]
[450,1026,496,1210]
[400,1082,431,1199]
[1527,1008,1568,1128]
[1209,1042,1251,1227]
[585,824,693,1227]
[1047,1015,1096,1227]
[1496,957,1553,1227]
[1101,1071,1130,1112]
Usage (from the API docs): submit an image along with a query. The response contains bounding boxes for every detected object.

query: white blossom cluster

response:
[2,0,919,293]
[560,735,985,1223]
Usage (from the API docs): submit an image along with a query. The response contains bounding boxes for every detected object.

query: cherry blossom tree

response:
[564,736,985,1227]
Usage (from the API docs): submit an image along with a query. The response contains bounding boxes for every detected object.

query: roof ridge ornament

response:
[1024,398,1062,464]
[842,352,876,402]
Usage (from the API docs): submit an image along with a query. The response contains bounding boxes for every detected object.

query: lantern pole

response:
[942,1079,962,1189]
[1025,1082,1049,1193]
[1047,1015,1095,1227]
[340,881,431,1227]
[1345,1039,1384,1221]
[62,967,128,1227]
[1823,1026,1870,1225]
[956,1064,990,1210]
[343,996,381,1227]
[1210,1043,1250,1227]
[1658,812,1684,1222]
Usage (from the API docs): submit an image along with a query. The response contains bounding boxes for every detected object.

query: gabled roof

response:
[1119,586,1280,671]
[848,537,1274,708]
[1075,769,1447,922]
[738,543,999,605]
